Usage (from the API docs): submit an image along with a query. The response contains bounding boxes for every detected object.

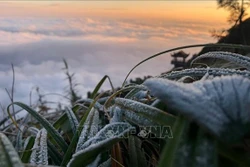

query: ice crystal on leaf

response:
[144,75,250,143]
[76,108,100,152]
[191,51,250,69]
[67,123,134,167]
[0,133,24,167]
[30,128,48,165]
[158,68,250,80]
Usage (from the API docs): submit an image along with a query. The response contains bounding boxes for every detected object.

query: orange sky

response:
[0,1,232,23]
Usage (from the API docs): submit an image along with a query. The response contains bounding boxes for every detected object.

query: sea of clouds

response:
[0,16,222,119]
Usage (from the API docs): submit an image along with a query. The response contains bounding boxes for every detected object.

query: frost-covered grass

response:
[1,43,250,167]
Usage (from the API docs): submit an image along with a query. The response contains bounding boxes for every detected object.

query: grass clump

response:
[1,43,250,167]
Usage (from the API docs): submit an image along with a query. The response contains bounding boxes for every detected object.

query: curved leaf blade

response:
[115,98,175,126]
[21,136,35,163]
[158,68,250,80]
[76,108,100,152]
[7,102,68,153]
[0,133,24,167]
[65,107,79,135]
[67,123,135,167]
[90,75,114,99]
[191,51,250,69]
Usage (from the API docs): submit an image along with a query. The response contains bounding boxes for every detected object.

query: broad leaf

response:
[144,75,250,143]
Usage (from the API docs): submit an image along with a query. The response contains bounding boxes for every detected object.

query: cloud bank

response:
[0,16,219,118]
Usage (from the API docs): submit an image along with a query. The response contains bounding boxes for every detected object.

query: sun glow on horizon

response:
[0,1,233,24]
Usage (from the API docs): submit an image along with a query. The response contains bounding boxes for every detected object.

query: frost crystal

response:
[191,51,250,69]
[0,133,24,167]
[67,123,134,167]
[30,128,48,165]
[110,107,124,123]
[80,122,134,150]
[76,108,100,152]
[144,75,250,143]
[158,68,250,80]
[65,107,79,134]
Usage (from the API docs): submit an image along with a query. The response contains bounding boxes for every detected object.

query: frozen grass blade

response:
[191,51,250,69]
[52,104,82,130]
[75,98,103,110]
[158,68,250,80]
[76,108,100,152]
[124,85,148,99]
[110,107,123,123]
[61,94,103,166]
[65,107,79,135]
[0,132,24,167]
[123,108,159,127]
[7,102,68,153]
[115,98,175,126]
[104,85,143,111]
[30,129,48,165]
[53,113,68,130]
[67,122,135,167]
[90,75,114,99]
[24,164,61,167]
[15,125,25,154]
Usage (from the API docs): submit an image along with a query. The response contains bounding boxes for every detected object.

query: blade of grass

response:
[90,75,115,99]
[60,93,104,166]
[29,129,48,165]
[65,107,79,135]
[21,136,35,163]
[7,102,68,153]
[0,132,25,167]
[122,43,250,87]
[115,98,175,126]
[48,141,63,166]
[67,123,135,167]
[15,125,25,154]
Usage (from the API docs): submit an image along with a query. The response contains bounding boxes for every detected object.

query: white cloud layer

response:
[0,16,219,118]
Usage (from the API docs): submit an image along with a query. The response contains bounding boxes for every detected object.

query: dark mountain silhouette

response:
[183,17,250,68]
[199,17,250,55]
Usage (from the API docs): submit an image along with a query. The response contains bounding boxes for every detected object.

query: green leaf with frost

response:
[115,98,175,126]
[0,133,24,167]
[144,75,250,143]
[67,122,135,167]
[30,129,48,165]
